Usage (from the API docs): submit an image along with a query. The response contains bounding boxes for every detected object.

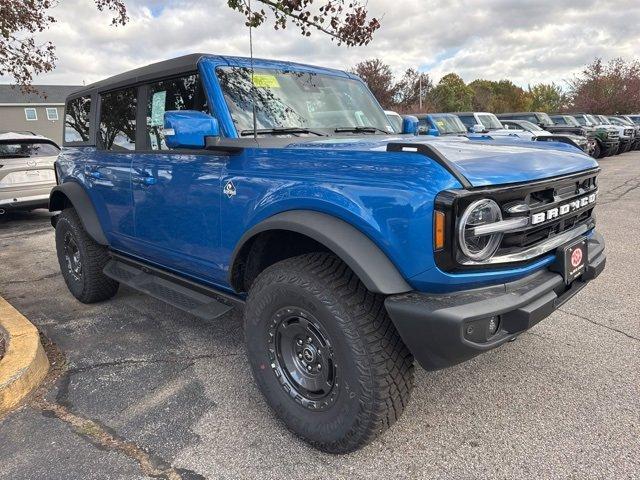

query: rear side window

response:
[0,142,60,158]
[145,74,206,150]
[98,88,137,150]
[65,96,92,143]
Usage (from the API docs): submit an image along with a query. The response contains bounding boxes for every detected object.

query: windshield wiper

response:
[334,126,390,135]
[240,127,327,137]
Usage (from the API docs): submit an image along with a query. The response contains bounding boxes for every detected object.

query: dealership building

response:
[0,85,81,144]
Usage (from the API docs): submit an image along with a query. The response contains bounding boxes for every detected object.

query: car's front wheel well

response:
[231,230,330,293]
[49,190,72,211]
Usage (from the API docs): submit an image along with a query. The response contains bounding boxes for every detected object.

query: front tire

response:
[591,142,601,159]
[55,208,119,303]
[244,253,414,453]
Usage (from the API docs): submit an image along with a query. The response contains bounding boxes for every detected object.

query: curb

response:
[0,296,49,414]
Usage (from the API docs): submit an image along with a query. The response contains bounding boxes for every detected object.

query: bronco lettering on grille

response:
[530,192,597,225]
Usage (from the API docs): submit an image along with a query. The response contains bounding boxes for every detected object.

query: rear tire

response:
[244,253,414,453]
[55,208,119,303]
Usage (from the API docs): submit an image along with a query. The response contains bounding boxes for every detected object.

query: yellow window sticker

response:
[252,74,280,88]
[435,120,445,128]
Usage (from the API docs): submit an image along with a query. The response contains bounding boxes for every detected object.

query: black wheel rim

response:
[63,232,82,281]
[267,307,339,411]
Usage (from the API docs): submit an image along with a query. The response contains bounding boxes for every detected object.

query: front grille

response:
[496,174,597,255]
[609,131,620,139]
[434,169,600,271]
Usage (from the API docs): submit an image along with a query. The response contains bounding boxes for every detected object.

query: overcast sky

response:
[3,0,640,88]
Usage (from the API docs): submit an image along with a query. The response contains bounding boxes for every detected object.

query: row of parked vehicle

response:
[385,110,640,159]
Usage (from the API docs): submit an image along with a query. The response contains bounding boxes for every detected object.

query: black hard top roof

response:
[66,53,354,101]
[67,53,207,99]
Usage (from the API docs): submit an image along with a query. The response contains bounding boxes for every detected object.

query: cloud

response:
[2,0,640,88]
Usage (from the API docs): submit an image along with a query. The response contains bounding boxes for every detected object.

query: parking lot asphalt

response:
[1,154,639,480]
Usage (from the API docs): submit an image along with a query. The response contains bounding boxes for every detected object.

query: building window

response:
[46,107,59,121]
[24,108,37,121]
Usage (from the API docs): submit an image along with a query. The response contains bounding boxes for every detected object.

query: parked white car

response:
[0,132,59,214]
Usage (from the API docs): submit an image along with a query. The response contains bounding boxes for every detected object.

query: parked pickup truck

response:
[607,116,639,151]
[548,114,593,137]
[569,114,620,157]
[595,115,633,154]
[50,54,606,453]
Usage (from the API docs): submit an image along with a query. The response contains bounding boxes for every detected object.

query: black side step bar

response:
[103,253,241,320]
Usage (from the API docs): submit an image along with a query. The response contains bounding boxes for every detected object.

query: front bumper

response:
[385,231,606,371]
[603,139,619,150]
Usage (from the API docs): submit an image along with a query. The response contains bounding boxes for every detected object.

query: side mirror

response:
[471,124,485,133]
[401,115,419,135]
[163,110,220,149]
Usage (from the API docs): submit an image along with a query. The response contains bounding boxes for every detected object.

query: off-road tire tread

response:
[246,252,414,453]
[56,208,118,303]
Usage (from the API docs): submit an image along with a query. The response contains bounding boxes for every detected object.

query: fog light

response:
[488,316,500,336]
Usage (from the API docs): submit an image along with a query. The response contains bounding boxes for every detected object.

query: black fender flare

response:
[49,182,109,245]
[230,210,412,295]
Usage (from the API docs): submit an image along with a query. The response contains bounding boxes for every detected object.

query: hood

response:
[283,135,598,188]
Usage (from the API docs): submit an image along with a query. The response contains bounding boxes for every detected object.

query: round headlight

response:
[458,199,503,261]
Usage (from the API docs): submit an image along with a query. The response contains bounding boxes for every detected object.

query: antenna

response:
[249,0,257,139]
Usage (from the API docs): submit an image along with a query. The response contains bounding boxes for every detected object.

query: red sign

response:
[571,247,583,268]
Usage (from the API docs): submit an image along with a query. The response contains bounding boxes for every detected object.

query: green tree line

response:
[352,57,640,115]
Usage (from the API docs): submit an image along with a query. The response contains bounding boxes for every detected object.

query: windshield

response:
[597,115,610,125]
[516,120,543,131]
[0,141,59,158]
[431,114,466,134]
[216,66,393,135]
[573,115,587,126]
[615,116,633,126]
[386,112,403,133]
[538,113,554,126]
[628,115,640,125]
[587,115,600,125]
[477,114,503,130]
[563,116,581,127]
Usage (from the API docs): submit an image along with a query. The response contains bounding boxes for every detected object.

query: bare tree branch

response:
[227,0,380,46]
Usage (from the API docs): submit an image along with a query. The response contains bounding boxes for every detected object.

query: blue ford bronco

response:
[50,54,605,453]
